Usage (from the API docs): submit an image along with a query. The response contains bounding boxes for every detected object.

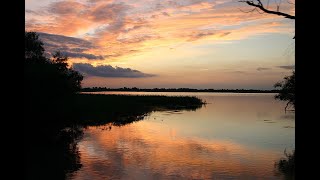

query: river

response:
[68,92,295,179]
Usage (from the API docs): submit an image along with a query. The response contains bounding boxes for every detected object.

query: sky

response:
[25,0,295,89]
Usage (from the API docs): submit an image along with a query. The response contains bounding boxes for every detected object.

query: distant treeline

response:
[81,87,279,93]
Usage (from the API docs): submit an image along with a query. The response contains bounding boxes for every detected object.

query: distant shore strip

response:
[81,87,279,93]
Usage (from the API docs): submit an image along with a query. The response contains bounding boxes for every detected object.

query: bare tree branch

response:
[239,0,295,19]
[238,7,257,13]
[255,8,265,14]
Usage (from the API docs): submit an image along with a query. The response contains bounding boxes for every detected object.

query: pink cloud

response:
[26,0,294,63]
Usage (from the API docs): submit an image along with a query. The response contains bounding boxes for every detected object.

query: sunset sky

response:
[25,0,295,89]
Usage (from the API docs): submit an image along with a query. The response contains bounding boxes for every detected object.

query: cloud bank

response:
[38,32,104,60]
[257,67,271,71]
[26,0,294,62]
[277,65,295,70]
[73,63,156,78]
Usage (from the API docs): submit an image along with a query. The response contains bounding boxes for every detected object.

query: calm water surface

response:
[69,92,295,179]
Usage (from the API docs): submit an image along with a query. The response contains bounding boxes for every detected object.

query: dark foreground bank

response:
[25,94,205,180]
[71,94,205,125]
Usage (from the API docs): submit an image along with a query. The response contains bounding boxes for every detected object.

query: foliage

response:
[275,149,295,180]
[274,71,295,110]
[25,32,83,107]
[24,32,85,180]
[25,32,45,60]
[24,31,84,142]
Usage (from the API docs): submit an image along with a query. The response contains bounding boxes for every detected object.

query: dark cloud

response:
[25,9,34,13]
[87,0,113,3]
[90,3,129,22]
[219,32,231,37]
[150,12,170,19]
[70,48,89,53]
[42,1,132,35]
[277,65,295,70]
[189,30,231,41]
[107,18,125,32]
[167,1,179,7]
[151,14,159,18]
[257,67,271,71]
[164,0,213,9]
[61,52,104,60]
[25,9,49,16]
[90,3,132,34]
[129,50,139,53]
[38,32,104,60]
[162,12,170,16]
[167,0,217,8]
[38,32,93,48]
[124,25,144,32]
[48,1,86,15]
[25,9,39,15]
[188,31,215,41]
[73,63,156,78]
[143,0,215,16]
[232,71,247,74]
[117,35,156,44]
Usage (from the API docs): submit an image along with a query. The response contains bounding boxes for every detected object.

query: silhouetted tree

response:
[274,71,295,110]
[25,31,84,135]
[25,32,84,179]
[25,32,45,59]
[25,32,83,106]
[51,51,83,94]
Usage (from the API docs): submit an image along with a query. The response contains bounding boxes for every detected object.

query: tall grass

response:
[66,94,205,126]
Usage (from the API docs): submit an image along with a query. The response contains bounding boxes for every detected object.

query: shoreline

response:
[81,89,279,93]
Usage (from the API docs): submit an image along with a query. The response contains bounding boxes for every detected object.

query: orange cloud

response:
[26,0,294,61]
[26,0,294,87]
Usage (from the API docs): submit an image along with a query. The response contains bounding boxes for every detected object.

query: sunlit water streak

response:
[69,92,294,180]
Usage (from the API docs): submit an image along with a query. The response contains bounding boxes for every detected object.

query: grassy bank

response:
[25,93,205,138]
[66,94,205,126]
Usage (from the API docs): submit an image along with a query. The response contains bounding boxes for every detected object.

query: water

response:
[69,92,295,179]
